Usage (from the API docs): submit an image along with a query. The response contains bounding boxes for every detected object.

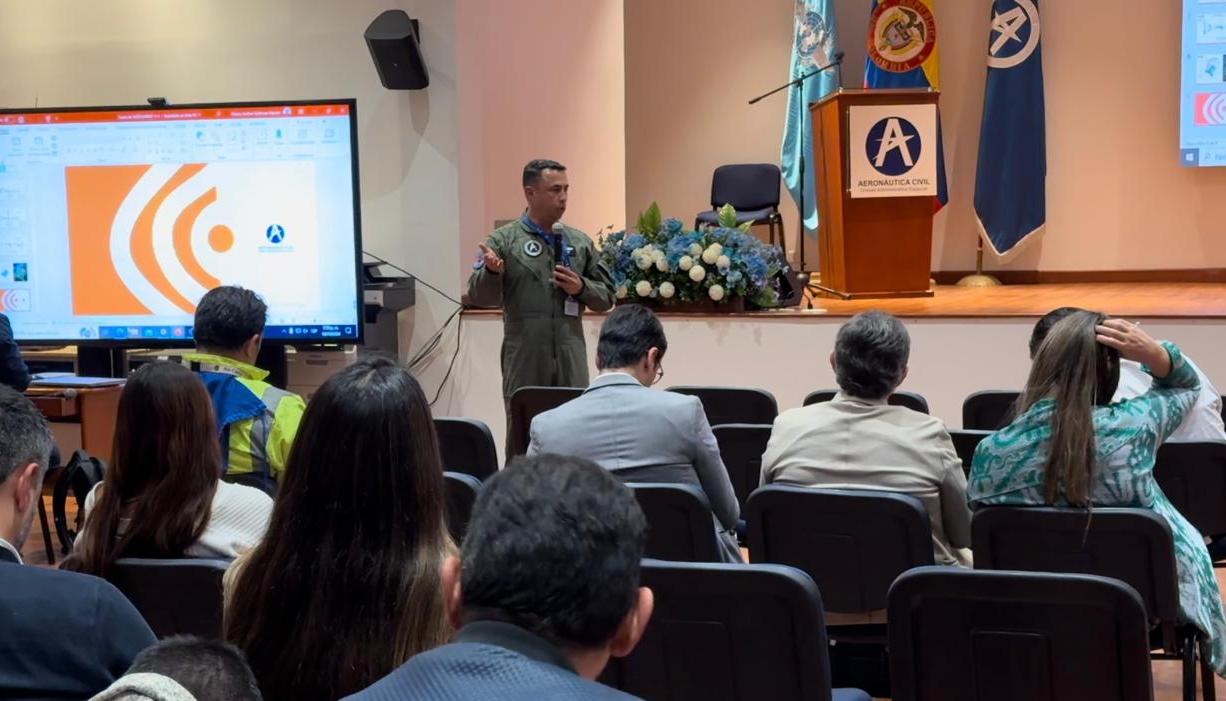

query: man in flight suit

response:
[467,159,615,450]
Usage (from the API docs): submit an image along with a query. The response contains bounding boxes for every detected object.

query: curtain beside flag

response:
[781,0,840,231]
[863,0,948,211]
[973,0,1046,257]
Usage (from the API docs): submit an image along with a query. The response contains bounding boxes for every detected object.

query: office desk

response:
[27,385,123,463]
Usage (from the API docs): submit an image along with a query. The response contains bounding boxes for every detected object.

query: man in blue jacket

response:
[0,386,155,698]
[0,312,30,391]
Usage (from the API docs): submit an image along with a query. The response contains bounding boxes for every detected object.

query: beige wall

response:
[625,0,1226,272]
[0,0,464,396]
[456,0,625,280]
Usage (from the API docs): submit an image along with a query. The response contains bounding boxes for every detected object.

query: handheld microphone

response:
[551,222,566,266]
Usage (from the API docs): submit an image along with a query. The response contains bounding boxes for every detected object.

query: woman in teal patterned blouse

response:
[968,311,1226,677]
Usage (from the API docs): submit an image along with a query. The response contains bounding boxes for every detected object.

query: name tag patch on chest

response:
[523,240,543,257]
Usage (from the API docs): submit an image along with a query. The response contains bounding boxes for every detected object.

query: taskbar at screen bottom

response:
[95,324,359,342]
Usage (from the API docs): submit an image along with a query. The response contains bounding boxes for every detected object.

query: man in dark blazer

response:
[0,312,30,391]
[345,454,653,700]
[0,385,155,698]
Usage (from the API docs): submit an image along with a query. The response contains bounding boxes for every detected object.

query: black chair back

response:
[746,486,933,612]
[802,389,929,414]
[711,424,772,511]
[949,429,993,476]
[961,390,1020,430]
[888,567,1154,701]
[710,163,782,212]
[52,450,105,553]
[666,386,778,426]
[434,417,499,481]
[507,386,583,458]
[444,472,482,544]
[1155,441,1226,540]
[111,558,229,638]
[628,483,720,562]
[602,560,863,701]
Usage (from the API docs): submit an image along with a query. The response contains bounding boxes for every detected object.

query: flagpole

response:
[955,237,1002,288]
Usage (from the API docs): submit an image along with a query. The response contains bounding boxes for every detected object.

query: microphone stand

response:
[748,56,844,305]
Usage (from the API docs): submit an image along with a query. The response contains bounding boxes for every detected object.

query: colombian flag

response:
[864,0,948,211]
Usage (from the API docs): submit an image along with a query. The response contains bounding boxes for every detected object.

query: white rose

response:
[655,257,670,272]
[716,254,731,269]
[659,281,675,299]
[636,255,653,271]
[616,285,628,299]
[689,265,706,282]
[635,280,653,297]
[651,248,666,262]
[702,243,723,265]
[708,284,726,302]
[688,243,703,256]
[678,255,694,271]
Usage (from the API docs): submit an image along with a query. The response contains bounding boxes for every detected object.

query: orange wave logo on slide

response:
[66,164,233,315]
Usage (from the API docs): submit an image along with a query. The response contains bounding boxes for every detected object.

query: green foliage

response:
[636,202,663,237]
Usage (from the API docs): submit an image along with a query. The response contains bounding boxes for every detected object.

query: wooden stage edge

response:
[464,283,1226,319]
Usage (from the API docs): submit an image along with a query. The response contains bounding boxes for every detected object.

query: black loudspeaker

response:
[775,266,808,308]
[364,10,429,90]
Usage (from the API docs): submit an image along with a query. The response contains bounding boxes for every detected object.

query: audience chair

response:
[507,386,583,459]
[667,386,778,426]
[52,450,105,555]
[111,558,229,638]
[948,429,993,476]
[972,506,1213,701]
[434,417,499,481]
[802,389,930,414]
[888,567,1154,701]
[601,560,870,701]
[1155,441,1226,558]
[443,472,482,545]
[961,390,1019,430]
[627,483,721,562]
[712,423,772,512]
[693,163,785,249]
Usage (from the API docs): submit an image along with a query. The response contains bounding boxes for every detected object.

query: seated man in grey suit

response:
[0,386,155,698]
[345,454,653,701]
[528,304,742,562]
[761,311,972,567]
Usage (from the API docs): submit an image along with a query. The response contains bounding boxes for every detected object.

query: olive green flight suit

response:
[467,219,616,405]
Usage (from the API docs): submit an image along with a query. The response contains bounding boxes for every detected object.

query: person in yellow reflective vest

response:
[185,286,305,493]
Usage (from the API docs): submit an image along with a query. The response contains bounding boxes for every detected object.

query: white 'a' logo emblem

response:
[875,119,916,168]
[988,0,1041,69]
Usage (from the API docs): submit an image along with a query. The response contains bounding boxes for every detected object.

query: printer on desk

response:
[363,262,416,358]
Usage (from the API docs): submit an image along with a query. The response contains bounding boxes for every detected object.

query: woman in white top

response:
[71,361,271,576]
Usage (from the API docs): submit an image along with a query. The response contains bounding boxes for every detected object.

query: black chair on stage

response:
[600,560,871,701]
[666,386,778,426]
[948,429,993,476]
[507,386,583,459]
[434,417,499,481]
[444,472,482,544]
[712,423,772,511]
[693,164,785,249]
[627,483,720,562]
[111,558,230,638]
[888,567,1154,701]
[1155,441,1226,563]
[972,506,1215,701]
[802,389,930,414]
[961,390,1020,431]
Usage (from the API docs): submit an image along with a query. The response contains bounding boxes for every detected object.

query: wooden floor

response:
[808,282,1226,319]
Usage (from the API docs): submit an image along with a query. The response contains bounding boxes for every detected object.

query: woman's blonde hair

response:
[1018,310,1120,505]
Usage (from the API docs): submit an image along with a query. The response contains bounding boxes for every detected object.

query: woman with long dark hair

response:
[969,311,1226,676]
[72,361,272,578]
[223,357,453,701]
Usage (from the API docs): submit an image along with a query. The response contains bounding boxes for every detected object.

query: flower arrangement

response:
[599,203,787,308]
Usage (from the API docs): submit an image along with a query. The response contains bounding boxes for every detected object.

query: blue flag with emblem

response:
[973,0,1045,256]
[781,0,840,231]
[864,0,948,211]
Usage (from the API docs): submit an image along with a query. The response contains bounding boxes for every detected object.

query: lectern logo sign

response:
[987,0,1041,69]
[866,117,923,176]
[868,0,937,73]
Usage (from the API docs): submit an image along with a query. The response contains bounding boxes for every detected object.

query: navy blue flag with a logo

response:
[973,0,1046,256]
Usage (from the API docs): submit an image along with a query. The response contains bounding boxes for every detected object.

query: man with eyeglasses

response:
[527,304,741,562]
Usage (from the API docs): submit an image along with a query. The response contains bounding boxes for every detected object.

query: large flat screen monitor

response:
[0,99,363,344]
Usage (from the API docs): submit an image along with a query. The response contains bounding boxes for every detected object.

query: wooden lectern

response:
[811,88,939,299]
